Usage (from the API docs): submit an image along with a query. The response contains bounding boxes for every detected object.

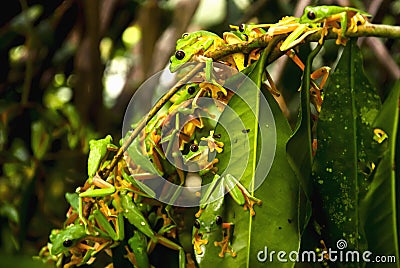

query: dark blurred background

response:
[0,0,398,266]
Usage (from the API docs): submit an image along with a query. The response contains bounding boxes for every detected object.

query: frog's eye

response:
[187,86,196,95]
[215,216,223,225]
[175,50,186,60]
[307,10,316,20]
[190,144,199,152]
[63,239,73,248]
[239,24,245,32]
[194,219,201,229]
[182,33,190,38]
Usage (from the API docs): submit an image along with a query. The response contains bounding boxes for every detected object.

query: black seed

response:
[175,50,185,60]
[63,239,73,248]
[215,216,223,225]
[242,129,250,133]
[278,226,282,230]
[288,219,292,224]
[194,220,201,229]
[190,144,199,152]
[243,34,249,41]
[307,11,316,20]
[239,24,245,32]
[187,86,196,95]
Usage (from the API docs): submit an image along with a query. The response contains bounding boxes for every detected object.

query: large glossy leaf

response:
[360,81,399,267]
[286,44,323,232]
[196,50,300,267]
[312,40,381,254]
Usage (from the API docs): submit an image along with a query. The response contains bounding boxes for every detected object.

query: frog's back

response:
[300,5,371,23]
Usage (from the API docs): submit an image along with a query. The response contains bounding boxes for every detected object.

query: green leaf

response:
[286,44,323,233]
[312,40,381,253]
[360,81,400,265]
[31,120,51,160]
[124,134,163,176]
[0,203,19,224]
[65,192,79,211]
[197,49,299,267]
[287,44,322,201]
[87,135,113,177]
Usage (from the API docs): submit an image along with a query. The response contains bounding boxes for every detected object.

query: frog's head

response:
[169,31,222,73]
[183,143,209,163]
[299,6,323,24]
[49,224,86,255]
[169,32,200,73]
[194,212,223,234]
[194,193,225,234]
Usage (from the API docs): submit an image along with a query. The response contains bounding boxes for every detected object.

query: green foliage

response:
[312,40,382,253]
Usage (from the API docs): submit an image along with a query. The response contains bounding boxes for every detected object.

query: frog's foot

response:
[348,13,368,33]
[234,181,262,216]
[242,194,262,216]
[193,230,208,254]
[248,49,261,64]
[198,158,219,176]
[199,82,227,99]
[65,256,84,268]
[331,27,348,45]
[214,223,236,258]
[124,245,136,265]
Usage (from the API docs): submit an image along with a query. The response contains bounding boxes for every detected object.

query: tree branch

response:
[206,23,400,65]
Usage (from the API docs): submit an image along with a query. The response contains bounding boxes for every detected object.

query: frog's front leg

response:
[214,222,236,258]
[224,174,262,216]
[327,12,349,45]
[198,56,228,97]
[193,228,209,254]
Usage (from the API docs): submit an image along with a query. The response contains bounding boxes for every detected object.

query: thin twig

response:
[99,63,204,180]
